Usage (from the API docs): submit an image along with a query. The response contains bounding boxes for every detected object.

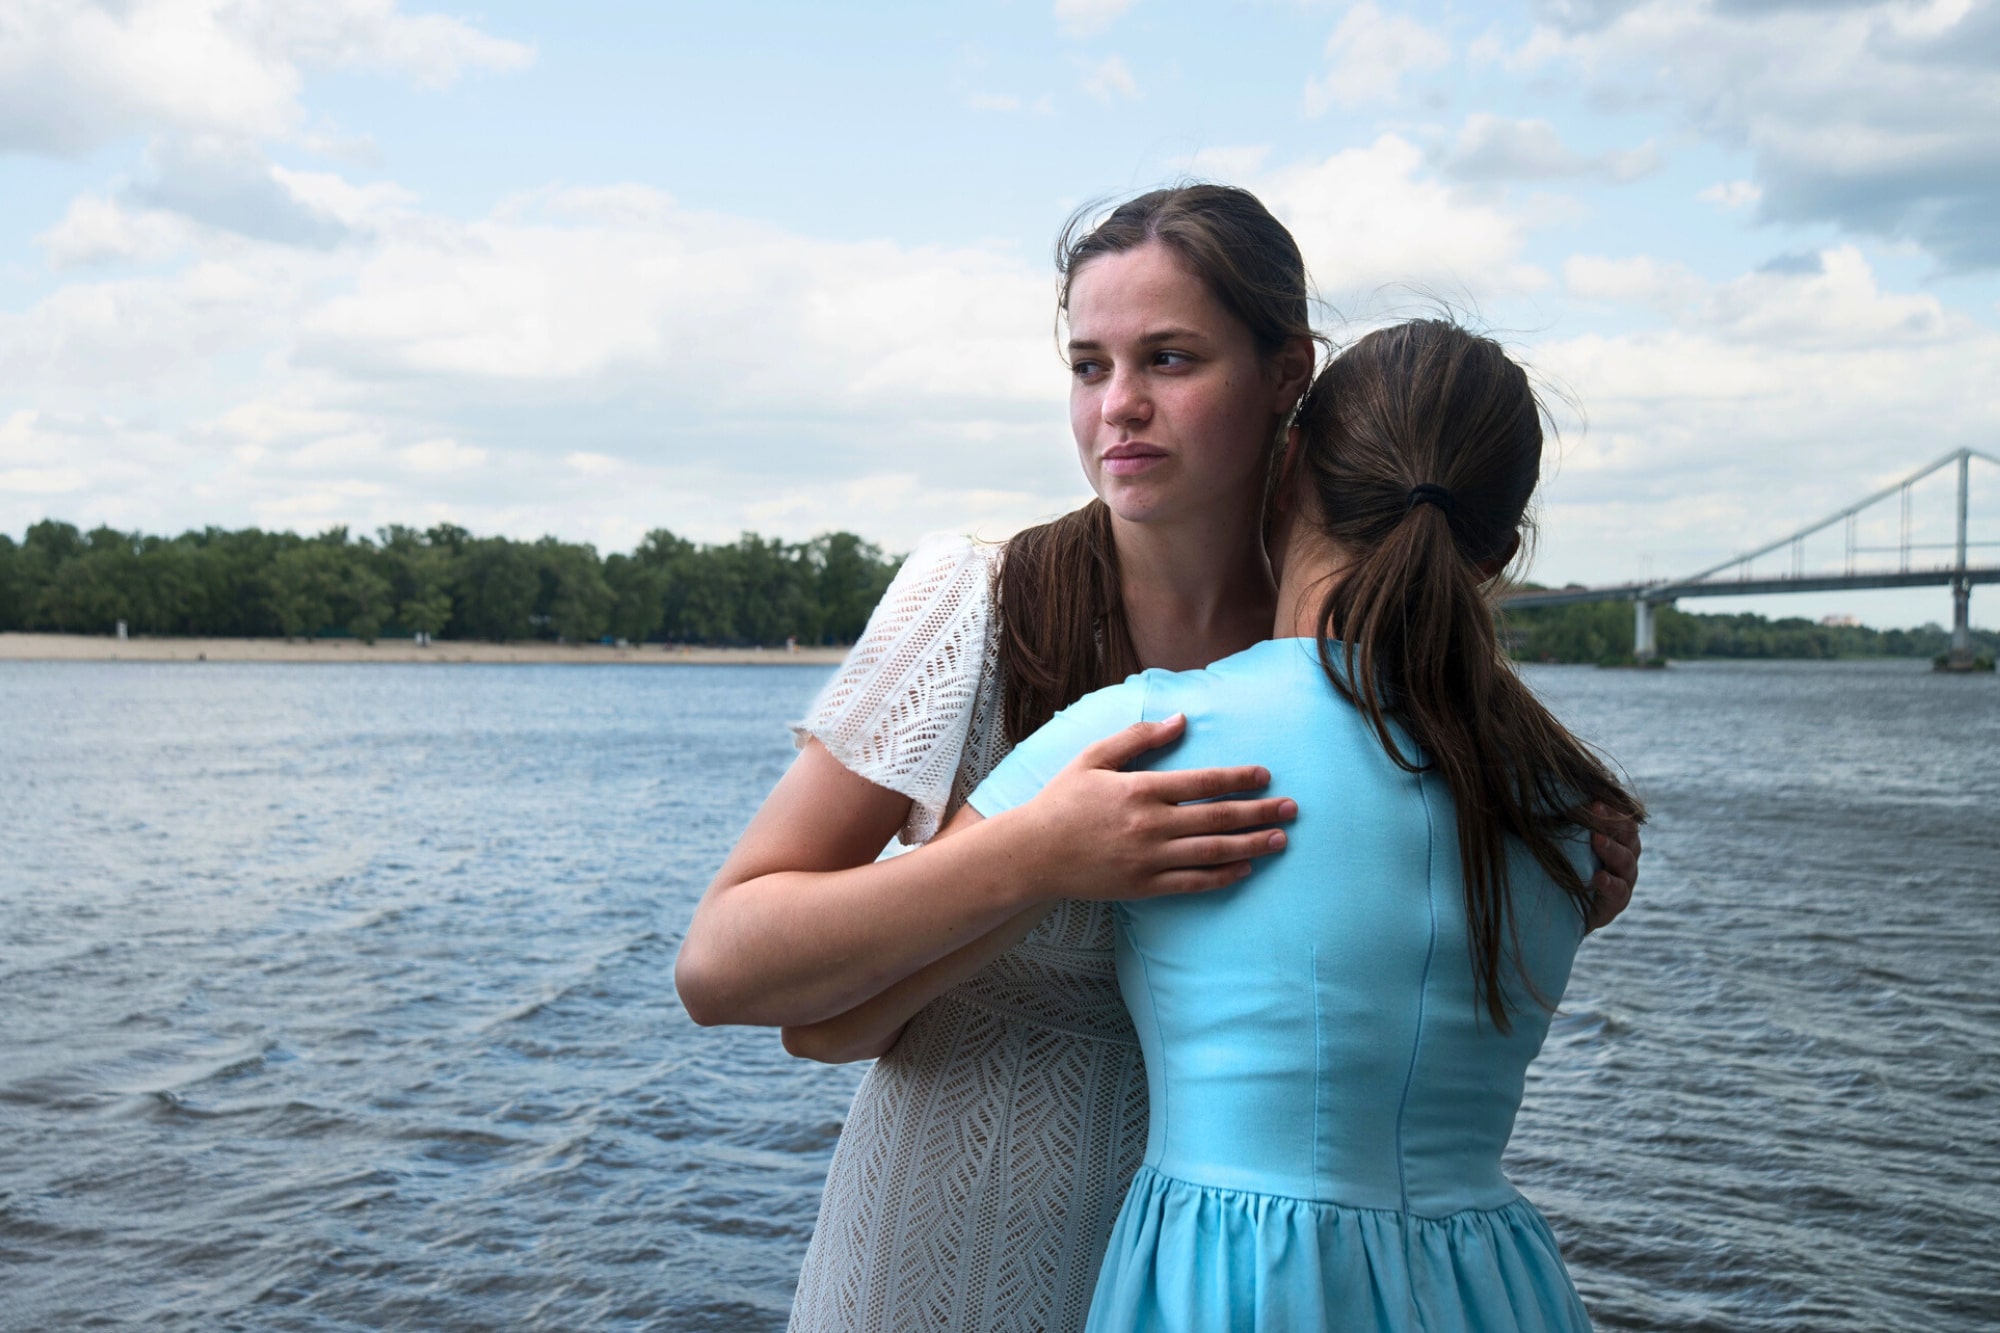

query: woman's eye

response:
[1154,350,1192,368]
[1071,359,1104,379]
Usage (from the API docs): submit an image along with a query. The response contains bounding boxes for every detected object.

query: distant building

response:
[1820,614,1860,628]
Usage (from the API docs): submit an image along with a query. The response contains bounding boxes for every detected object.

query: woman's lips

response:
[1102,444,1167,477]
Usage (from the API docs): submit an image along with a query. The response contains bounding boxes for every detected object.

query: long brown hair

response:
[999,184,1319,743]
[1293,320,1644,1029]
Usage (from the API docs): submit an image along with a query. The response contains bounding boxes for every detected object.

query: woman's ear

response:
[1272,335,1315,411]
[1475,531,1523,583]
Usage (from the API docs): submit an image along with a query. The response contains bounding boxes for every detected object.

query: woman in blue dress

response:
[965,320,1646,1331]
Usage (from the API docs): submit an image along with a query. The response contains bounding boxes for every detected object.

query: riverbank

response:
[0,633,849,665]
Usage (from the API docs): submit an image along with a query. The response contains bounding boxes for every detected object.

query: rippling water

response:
[1,659,1994,1331]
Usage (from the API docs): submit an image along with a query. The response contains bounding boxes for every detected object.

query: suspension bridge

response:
[1503,447,2000,671]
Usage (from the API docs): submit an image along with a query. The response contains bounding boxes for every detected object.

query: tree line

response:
[0,521,902,646]
[6,519,1987,661]
[1502,597,1999,664]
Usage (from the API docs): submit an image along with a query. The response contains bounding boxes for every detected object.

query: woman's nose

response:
[1101,367,1152,427]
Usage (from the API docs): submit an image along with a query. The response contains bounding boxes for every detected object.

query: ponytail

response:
[1297,322,1644,1030]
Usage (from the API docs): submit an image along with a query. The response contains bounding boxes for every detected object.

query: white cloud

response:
[0,409,198,532]
[1054,0,1138,40]
[1709,246,1958,350]
[1564,253,1706,312]
[400,438,486,473]
[211,395,361,447]
[1253,135,1547,298]
[1304,3,1451,113]
[1167,145,1272,180]
[1565,245,1958,350]
[289,188,1062,411]
[126,135,357,247]
[269,0,534,88]
[269,166,414,230]
[1438,113,1660,184]
[1698,180,1762,212]
[1081,54,1140,103]
[285,431,384,470]
[38,195,196,268]
[1513,0,2000,268]
[0,0,531,156]
[564,451,622,476]
[0,246,317,394]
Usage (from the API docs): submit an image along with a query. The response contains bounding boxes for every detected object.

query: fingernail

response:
[1268,830,1287,850]
[1255,768,1270,785]
[1279,799,1298,818]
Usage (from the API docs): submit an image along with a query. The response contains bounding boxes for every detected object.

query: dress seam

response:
[1126,1164,1532,1218]
[1395,770,1443,1327]
[1312,944,1325,1195]
[1130,672,1167,1159]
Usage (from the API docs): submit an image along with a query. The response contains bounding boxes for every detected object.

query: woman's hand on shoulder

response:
[1585,803,1641,933]
[992,713,1296,903]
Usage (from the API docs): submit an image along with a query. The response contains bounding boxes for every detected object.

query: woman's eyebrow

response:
[1067,327,1210,353]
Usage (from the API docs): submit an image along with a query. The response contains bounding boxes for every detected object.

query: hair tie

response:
[1406,483,1454,516]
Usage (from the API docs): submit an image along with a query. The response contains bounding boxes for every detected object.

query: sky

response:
[3,0,1998,628]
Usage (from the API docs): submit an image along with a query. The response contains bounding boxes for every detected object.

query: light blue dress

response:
[967,639,1594,1332]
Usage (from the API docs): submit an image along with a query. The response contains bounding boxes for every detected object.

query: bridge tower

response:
[1945,449,1975,671]
[1633,595,1664,663]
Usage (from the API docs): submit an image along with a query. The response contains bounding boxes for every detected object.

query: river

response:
[1,658,1994,1331]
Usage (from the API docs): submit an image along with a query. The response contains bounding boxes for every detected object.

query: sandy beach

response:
[0,633,850,666]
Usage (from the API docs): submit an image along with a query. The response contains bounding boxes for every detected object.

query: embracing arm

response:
[778,806,1031,1063]
[675,741,1039,1029]
[674,718,1292,1031]
[776,791,1647,1063]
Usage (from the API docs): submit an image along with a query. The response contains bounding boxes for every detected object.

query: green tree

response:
[452,538,539,641]
[808,532,898,645]
[0,534,21,631]
[5,518,922,648]
[37,545,132,632]
[1501,600,1630,663]
[380,527,455,638]
[685,534,808,644]
[15,520,86,627]
[631,529,696,641]
[342,546,394,643]
[535,538,613,642]
[603,552,666,643]
[267,540,347,638]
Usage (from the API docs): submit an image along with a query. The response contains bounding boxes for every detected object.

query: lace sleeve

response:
[792,533,1003,846]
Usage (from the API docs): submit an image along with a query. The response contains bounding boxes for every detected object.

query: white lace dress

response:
[786,534,1148,1333]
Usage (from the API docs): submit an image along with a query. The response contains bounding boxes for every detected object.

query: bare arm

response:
[779,807,1031,1063]
[674,716,1294,1030]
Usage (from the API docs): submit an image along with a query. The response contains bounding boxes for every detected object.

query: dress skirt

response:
[1085,1166,1592,1333]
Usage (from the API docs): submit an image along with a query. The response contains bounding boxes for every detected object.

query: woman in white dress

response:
[674,186,1642,1333]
